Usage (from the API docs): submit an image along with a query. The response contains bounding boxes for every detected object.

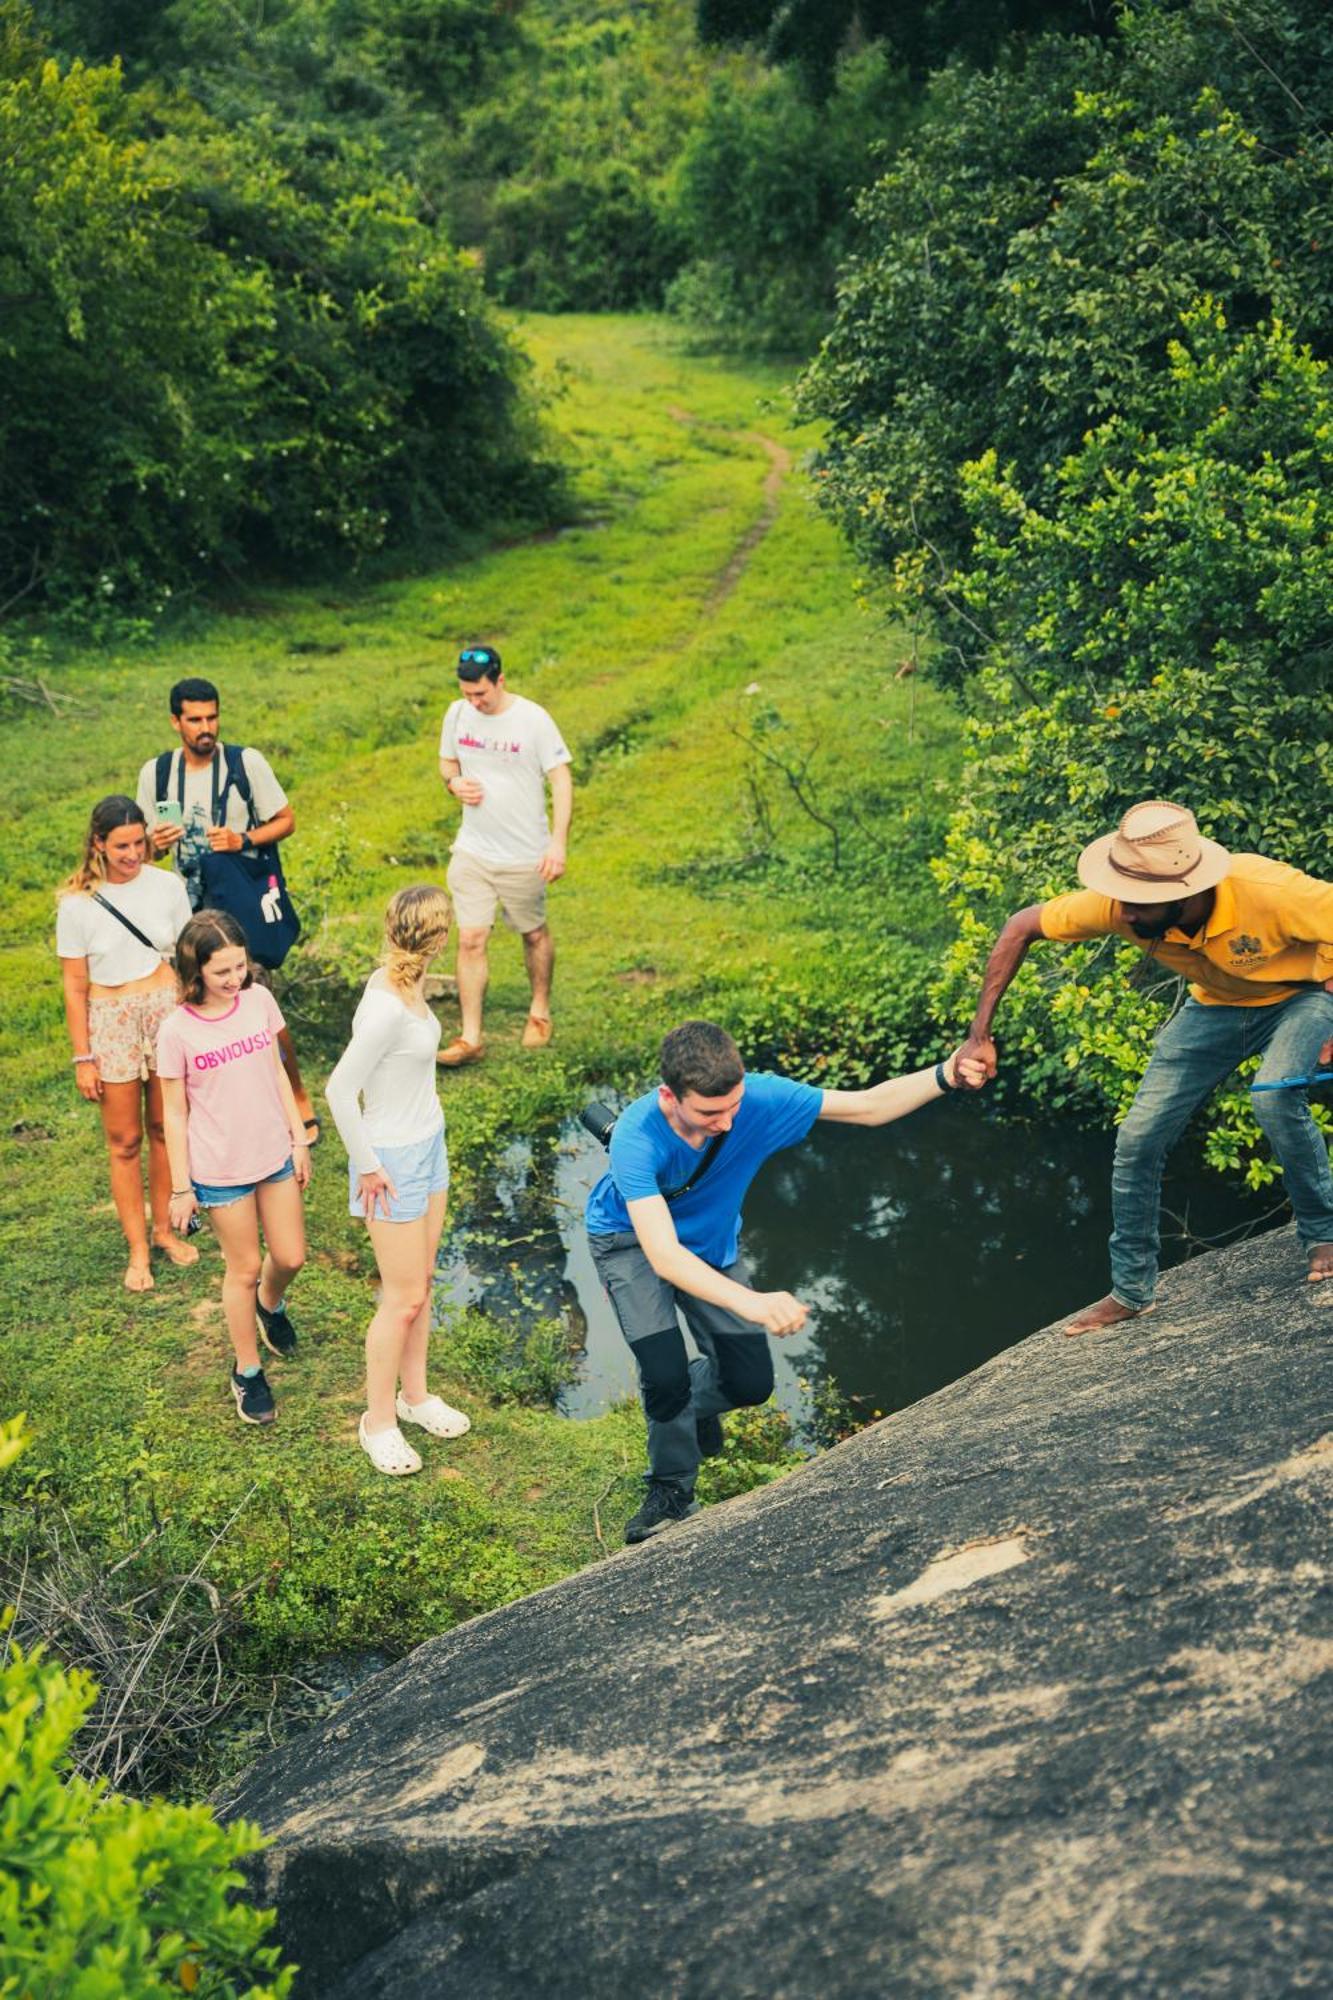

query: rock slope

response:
[221,1224,1333,1997]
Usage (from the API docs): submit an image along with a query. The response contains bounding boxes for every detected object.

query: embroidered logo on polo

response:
[1228,934,1264,963]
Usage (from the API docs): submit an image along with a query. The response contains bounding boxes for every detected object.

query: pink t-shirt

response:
[156,986,292,1188]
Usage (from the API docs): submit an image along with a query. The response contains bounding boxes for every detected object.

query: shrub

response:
[0,1420,291,1998]
[0,9,557,614]
[0,1632,292,1998]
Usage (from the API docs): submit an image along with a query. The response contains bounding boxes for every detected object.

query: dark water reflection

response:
[437,1106,1283,1432]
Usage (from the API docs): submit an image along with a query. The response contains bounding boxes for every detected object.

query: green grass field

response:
[0,315,961,1785]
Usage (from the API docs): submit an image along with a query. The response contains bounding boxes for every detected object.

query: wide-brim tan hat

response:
[1077,799,1232,903]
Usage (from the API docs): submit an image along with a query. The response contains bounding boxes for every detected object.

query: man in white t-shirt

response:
[437,645,573,1065]
[135,676,317,1136]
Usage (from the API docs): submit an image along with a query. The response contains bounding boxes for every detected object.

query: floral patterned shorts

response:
[88,986,178,1085]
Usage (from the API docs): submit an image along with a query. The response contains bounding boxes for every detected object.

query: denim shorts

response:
[193,1156,296,1209]
[348,1125,449,1223]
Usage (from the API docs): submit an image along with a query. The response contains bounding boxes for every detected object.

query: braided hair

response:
[382,884,452,994]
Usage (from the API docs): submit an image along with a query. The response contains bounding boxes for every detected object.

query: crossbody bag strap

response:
[663,1125,730,1204]
[90,892,159,954]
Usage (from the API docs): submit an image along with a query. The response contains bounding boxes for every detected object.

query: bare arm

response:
[954,904,1046,1086]
[540,763,573,882]
[61,957,101,1102]
[271,1043,312,1188]
[818,1046,988,1126]
[206,804,295,854]
[439,754,483,807]
[162,1077,196,1232]
[626,1194,807,1336]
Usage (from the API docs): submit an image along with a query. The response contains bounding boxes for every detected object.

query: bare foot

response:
[153,1232,199,1268]
[1306,1242,1333,1283]
[1063,1293,1155,1339]
[123,1259,155,1293]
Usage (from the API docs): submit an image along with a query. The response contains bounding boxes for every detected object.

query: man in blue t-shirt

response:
[586,1018,987,1544]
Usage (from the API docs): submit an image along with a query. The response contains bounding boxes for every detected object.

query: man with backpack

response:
[135,678,316,1138]
[586,1019,988,1544]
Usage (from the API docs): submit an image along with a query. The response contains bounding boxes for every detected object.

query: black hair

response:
[457,645,502,684]
[660,1020,744,1100]
[170,677,220,716]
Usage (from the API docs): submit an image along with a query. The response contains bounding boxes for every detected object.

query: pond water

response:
[437,1103,1283,1434]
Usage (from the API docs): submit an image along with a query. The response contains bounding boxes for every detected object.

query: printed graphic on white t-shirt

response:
[439,694,571,866]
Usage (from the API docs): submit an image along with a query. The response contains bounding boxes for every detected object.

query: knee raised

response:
[722,1349,774,1409]
[642,1374,692,1425]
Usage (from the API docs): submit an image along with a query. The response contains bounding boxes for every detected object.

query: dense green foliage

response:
[1,1428,292,1997]
[803,0,1333,1174]
[0,1637,291,1996]
[666,50,913,353]
[0,3,555,613]
[697,0,1113,93]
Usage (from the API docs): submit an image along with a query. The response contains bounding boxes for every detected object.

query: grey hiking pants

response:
[588,1230,773,1493]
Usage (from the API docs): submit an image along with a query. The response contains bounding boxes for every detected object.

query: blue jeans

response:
[1110,991,1333,1308]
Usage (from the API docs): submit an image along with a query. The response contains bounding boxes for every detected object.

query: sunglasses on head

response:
[459,647,497,668]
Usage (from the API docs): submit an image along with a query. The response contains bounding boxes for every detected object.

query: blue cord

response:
[1249,1070,1333,1092]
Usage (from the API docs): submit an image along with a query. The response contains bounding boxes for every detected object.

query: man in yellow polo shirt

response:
[956,800,1333,1335]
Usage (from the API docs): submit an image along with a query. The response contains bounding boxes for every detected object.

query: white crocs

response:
[358,1413,422,1476]
[395,1392,471,1440]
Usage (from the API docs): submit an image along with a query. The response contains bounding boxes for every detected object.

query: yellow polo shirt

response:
[1040,854,1333,1007]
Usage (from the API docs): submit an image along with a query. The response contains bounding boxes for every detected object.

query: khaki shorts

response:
[447,848,547,934]
[88,986,178,1084]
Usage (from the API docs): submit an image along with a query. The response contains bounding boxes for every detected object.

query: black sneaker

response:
[624,1480,699,1545]
[696,1413,725,1459]
[231,1367,276,1425]
[256,1298,297,1358]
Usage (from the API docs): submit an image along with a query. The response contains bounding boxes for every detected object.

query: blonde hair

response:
[58,796,148,900]
[382,884,452,993]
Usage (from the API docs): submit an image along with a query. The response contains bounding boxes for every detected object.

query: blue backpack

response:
[155,744,301,970]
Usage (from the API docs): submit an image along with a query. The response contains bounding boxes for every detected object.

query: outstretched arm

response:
[818,1046,989,1126]
[953,904,1046,1088]
[627,1194,807,1336]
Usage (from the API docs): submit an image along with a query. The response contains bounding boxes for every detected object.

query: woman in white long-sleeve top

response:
[325,884,470,1475]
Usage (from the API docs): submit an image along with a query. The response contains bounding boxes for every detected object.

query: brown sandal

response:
[436,1036,484,1068]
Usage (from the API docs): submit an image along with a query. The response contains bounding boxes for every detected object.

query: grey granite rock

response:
[220,1223,1333,1997]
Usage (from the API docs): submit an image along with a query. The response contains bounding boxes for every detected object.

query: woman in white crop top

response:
[325,884,470,1474]
[56,796,194,1291]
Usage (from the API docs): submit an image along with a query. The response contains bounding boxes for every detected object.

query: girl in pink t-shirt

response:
[158,912,310,1426]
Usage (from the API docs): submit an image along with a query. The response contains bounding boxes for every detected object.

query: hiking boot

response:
[624,1480,698,1545]
[696,1413,725,1459]
[231,1367,276,1425]
[256,1298,298,1358]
